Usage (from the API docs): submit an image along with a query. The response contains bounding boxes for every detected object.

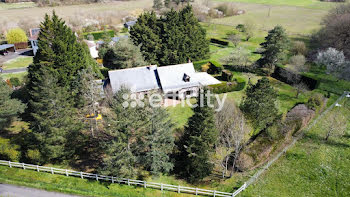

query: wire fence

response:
[0,160,247,197]
[246,91,349,187]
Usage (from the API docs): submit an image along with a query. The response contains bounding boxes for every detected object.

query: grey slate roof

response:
[157,63,199,93]
[108,65,160,93]
[107,63,221,93]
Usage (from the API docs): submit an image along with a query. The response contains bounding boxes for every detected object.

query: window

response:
[186,90,192,95]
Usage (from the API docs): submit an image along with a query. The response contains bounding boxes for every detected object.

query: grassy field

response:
[209,2,329,35]
[213,0,340,10]
[0,2,36,11]
[242,96,350,196]
[0,0,152,25]
[2,56,32,70]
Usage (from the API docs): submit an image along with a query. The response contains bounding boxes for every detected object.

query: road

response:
[0,183,82,197]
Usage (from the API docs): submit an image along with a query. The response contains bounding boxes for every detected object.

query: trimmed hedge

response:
[221,69,233,81]
[209,78,246,94]
[272,67,318,90]
[207,60,223,74]
[83,30,115,40]
[210,38,229,46]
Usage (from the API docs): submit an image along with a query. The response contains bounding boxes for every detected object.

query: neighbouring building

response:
[124,20,137,30]
[107,63,221,100]
[0,44,16,55]
[84,40,99,59]
[29,28,40,56]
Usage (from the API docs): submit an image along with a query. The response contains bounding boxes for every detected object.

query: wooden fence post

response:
[111,177,114,183]
[51,167,54,174]
[144,181,147,188]
[127,179,130,186]
[96,174,98,181]
[36,165,39,172]
[195,188,198,195]
[213,190,216,197]
[65,169,68,176]
[178,185,180,193]
[22,163,25,170]
[80,172,83,179]
[8,161,11,168]
[161,183,163,191]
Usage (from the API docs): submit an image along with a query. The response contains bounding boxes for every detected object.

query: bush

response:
[9,77,21,87]
[83,30,115,40]
[209,78,245,94]
[306,94,323,110]
[0,137,20,161]
[291,41,307,55]
[210,38,229,46]
[6,28,28,44]
[289,55,306,71]
[201,63,210,72]
[215,3,238,17]
[236,24,246,32]
[27,149,43,164]
[221,69,233,81]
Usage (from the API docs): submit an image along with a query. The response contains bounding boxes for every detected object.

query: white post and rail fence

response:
[0,160,247,197]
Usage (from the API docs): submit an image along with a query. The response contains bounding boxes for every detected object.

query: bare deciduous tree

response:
[323,110,347,141]
[215,100,250,178]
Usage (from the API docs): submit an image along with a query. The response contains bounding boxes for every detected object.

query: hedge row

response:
[83,30,115,40]
[209,78,246,94]
[210,38,229,46]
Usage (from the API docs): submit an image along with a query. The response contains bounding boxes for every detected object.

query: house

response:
[107,63,221,99]
[96,35,129,49]
[124,20,137,30]
[0,44,16,55]
[29,28,40,56]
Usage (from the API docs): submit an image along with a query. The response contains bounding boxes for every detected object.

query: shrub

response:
[9,77,21,87]
[27,149,43,164]
[291,41,307,55]
[83,30,115,40]
[6,28,28,44]
[209,78,245,94]
[236,24,246,32]
[0,137,20,161]
[210,38,229,46]
[201,63,210,72]
[315,48,346,75]
[221,69,233,81]
[215,3,238,17]
[289,55,306,71]
[306,94,323,110]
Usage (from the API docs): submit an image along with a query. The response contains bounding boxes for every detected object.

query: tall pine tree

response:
[258,25,289,73]
[240,77,278,132]
[130,5,209,66]
[28,11,100,106]
[29,68,83,162]
[176,89,217,183]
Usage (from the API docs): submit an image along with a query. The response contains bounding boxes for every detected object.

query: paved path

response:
[0,49,32,65]
[0,183,81,197]
[1,67,27,73]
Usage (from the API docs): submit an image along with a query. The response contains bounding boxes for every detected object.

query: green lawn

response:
[213,0,339,10]
[242,96,350,197]
[0,72,28,81]
[3,56,33,70]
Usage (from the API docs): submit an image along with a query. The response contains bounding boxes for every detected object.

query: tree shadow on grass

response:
[305,133,350,148]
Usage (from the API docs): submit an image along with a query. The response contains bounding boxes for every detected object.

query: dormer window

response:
[183,73,190,82]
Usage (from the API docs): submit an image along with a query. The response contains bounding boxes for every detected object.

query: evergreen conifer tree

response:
[176,89,217,183]
[240,77,278,132]
[29,68,83,162]
[0,77,25,130]
[258,25,289,73]
[138,106,174,175]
